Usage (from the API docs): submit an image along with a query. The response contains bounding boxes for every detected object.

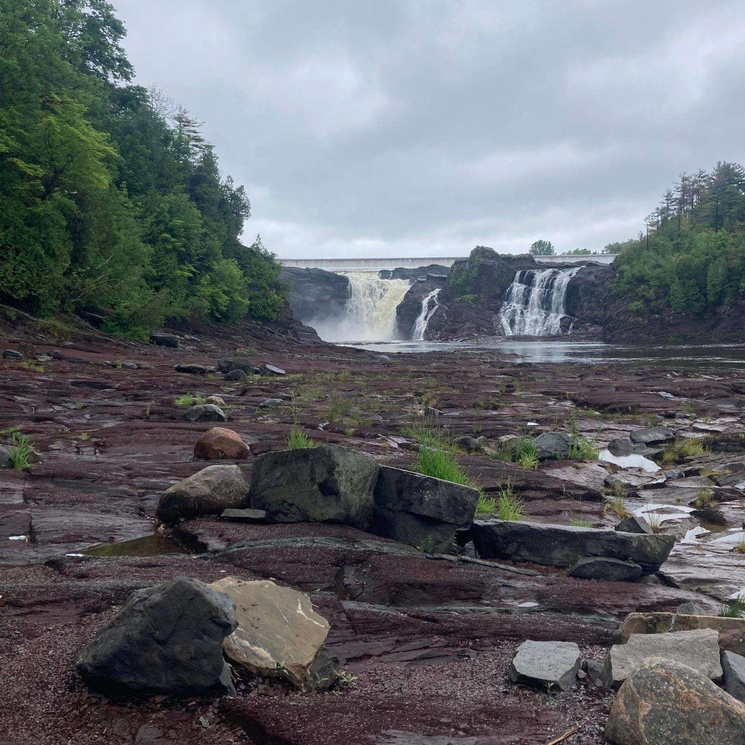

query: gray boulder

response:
[472,520,674,574]
[183,404,227,422]
[508,640,581,691]
[174,363,216,375]
[251,445,378,529]
[605,658,745,745]
[76,577,237,696]
[533,432,572,461]
[616,516,653,535]
[150,332,179,348]
[224,369,248,382]
[604,628,722,688]
[217,357,253,374]
[454,435,482,454]
[3,349,23,360]
[157,464,249,524]
[723,651,745,704]
[629,426,675,447]
[371,466,479,553]
[569,557,642,582]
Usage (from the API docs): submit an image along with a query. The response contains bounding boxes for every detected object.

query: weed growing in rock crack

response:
[4,428,35,469]
[642,510,662,533]
[720,598,745,618]
[401,424,456,452]
[476,494,497,515]
[414,446,478,490]
[337,671,358,688]
[496,480,524,521]
[568,436,599,461]
[566,511,594,528]
[736,539,745,555]
[604,496,631,519]
[663,438,708,464]
[174,393,205,407]
[287,425,316,450]
[419,535,436,554]
[694,489,714,508]
[20,360,44,373]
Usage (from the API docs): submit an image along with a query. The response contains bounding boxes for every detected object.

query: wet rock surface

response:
[1,314,744,744]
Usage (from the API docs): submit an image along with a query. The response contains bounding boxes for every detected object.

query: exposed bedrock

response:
[280,267,351,326]
[396,275,447,339]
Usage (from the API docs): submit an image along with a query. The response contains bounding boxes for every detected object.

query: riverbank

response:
[1,316,744,744]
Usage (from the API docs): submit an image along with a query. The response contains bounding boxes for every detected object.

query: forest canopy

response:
[0,0,284,337]
[610,162,745,316]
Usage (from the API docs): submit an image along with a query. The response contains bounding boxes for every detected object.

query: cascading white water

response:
[313,272,411,342]
[499,267,581,336]
[412,288,441,340]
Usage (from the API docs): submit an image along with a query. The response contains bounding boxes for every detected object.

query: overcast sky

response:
[113,0,745,258]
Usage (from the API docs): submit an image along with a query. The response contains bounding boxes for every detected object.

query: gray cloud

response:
[113,0,745,258]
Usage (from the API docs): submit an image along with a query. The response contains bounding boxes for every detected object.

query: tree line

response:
[0,0,284,338]
[610,162,745,315]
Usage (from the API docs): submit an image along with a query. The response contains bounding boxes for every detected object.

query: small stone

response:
[605,658,745,745]
[454,435,483,454]
[723,651,745,703]
[508,640,581,691]
[2,350,23,360]
[629,425,676,446]
[220,508,267,523]
[533,432,572,461]
[585,659,608,688]
[204,395,225,407]
[677,601,707,615]
[0,445,13,469]
[217,358,253,374]
[616,516,654,535]
[224,369,247,382]
[257,363,286,376]
[119,361,138,370]
[184,404,227,422]
[259,398,284,408]
[569,557,642,582]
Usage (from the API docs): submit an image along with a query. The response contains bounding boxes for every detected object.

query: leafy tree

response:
[530,240,555,255]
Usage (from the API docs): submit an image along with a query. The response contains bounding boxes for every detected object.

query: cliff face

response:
[395,276,446,339]
[280,268,351,326]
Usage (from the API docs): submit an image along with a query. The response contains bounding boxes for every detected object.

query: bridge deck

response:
[278,255,616,271]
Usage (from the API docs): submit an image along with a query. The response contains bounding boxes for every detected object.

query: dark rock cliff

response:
[280,268,351,326]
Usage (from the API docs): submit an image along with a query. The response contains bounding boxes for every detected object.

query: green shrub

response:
[414,446,478,489]
[568,436,599,460]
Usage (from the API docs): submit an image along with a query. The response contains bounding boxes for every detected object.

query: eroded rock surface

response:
[508,640,581,691]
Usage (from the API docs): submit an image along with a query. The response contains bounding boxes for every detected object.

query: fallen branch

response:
[546,726,579,745]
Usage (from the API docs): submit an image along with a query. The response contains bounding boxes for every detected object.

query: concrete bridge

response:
[278,255,617,272]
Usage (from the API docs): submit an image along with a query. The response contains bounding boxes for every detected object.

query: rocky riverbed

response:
[2,309,745,744]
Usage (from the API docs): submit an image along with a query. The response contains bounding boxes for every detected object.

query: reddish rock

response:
[194,428,250,461]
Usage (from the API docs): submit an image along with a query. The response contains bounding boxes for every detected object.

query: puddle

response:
[599,449,660,473]
[83,534,191,557]
[711,530,745,546]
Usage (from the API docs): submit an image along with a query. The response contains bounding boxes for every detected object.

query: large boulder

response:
[472,520,674,574]
[508,640,581,691]
[76,577,237,696]
[533,432,572,461]
[209,577,330,689]
[371,466,479,553]
[174,363,216,375]
[217,357,254,374]
[618,612,745,656]
[251,445,378,529]
[604,628,722,688]
[194,427,250,461]
[150,332,179,348]
[605,658,745,745]
[157,465,249,524]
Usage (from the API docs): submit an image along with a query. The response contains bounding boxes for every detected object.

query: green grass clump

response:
[604,495,631,519]
[414,446,477,489]
[736,539,745,555]
[512,438,540,469]
[476,493,497,515]
[496,481,524,521]
[720,598,745,618]
[287,425,316,450]
[4,428,35,470]
[174,393,205,407]
[568,436,599,461]
[402,424,456,452]
[694,489,714,508]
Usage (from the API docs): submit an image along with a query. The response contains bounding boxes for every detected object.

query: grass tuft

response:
[568,436,599,461]
[414,446,478,490]
[720,598,745,618]
[174,393,205,407]
[4,428,35,469]
[287,425,316,450]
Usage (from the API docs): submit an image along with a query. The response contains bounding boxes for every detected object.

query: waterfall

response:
[499,267,581,336]
[312,272,411,342]
[412,288,441,340]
